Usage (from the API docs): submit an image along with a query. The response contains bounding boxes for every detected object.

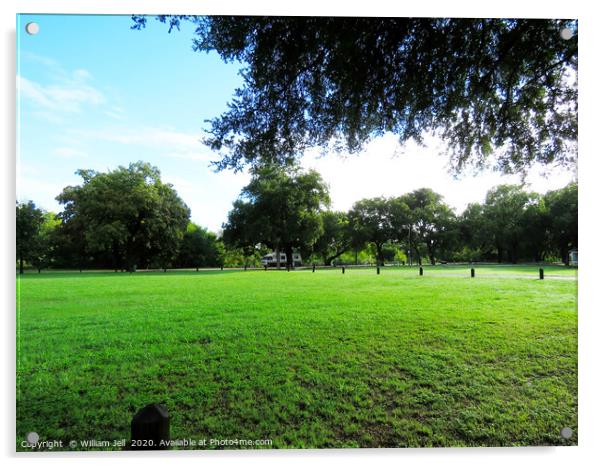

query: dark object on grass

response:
[419,267,423,276]
[539,268,544,280]
[342,266,345,274]
[471,268,475,278]
[312,264,315,273]
[131,403,170,450]
[377,266,380,275]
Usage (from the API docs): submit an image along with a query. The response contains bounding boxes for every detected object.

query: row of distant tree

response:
[221,164,577,267]
[16,161,577,274]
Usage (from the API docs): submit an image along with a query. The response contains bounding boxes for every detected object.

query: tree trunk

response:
[375,243,385,267]
[285,244,294,269]
[561,245,569,266]
[413,246,422,266]
[275,246,281,270]
[325,250,346,267]
[427,242,435,265]
[19,257,24,275]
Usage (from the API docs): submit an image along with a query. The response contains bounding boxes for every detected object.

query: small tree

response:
[16,201,45,274]
[313,211,351,266]
[178,223,224,269]
[348,198,396,266]
[400,189,457,265]
[30,212,60,273]
[546,183,577,265]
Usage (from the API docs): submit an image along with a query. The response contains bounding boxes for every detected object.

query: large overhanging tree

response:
[132,16,577,174]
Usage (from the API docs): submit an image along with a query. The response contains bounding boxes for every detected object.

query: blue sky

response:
[17,14,250,232]
[16,14,576,232]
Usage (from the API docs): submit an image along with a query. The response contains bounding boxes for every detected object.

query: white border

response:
[3,2,601,466]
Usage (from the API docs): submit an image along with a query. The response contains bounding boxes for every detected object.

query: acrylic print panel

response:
[16,14,578,452]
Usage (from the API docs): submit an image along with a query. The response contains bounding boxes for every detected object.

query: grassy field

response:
[16,266,578,450]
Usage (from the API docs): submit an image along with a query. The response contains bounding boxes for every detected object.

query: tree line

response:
[16,162,222,274]
[16,161,577,274]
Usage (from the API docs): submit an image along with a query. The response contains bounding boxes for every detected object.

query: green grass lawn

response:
[16,266,577,450]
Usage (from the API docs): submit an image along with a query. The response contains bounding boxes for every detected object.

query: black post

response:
[377,266,380,275]
[342,266,345,274]
[130,404,170,450]
[471,268,475,278]
[539,268,544,280]
[312,264,315,273]
[264,265,268,271]
[419,267,423,276]
[220,266,223,271]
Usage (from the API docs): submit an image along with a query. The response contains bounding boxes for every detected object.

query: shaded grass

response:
[16,267,577,450]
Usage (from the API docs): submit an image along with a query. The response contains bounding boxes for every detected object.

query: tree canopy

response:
[176,222,224,269]
[400,189,457,265]
[132,16,578,174]
[222,164,330,267]
[56,162,190,271]
[348,197,397,266]
[16,201,45,274]
[313,211,351,266]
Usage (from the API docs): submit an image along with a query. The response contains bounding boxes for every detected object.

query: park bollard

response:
[471,268,475,278]
[377,266,380,275]
[342,266,345,274]
[419,267,423,276]
[539,268,544,280]
[130,403,170,450]
[312,264,316,273]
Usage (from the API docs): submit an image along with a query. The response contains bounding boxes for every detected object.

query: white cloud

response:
[164,170,251,233]
[53,147,89,158]
[301,134,576,214]
[68,126,213,162]
[73,69,92,80]
[17,74,105,113]
[104,107,126,120]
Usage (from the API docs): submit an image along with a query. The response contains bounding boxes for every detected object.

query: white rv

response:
[261,252,302,267]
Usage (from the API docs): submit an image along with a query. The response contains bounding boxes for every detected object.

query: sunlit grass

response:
[17,266,577,449]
